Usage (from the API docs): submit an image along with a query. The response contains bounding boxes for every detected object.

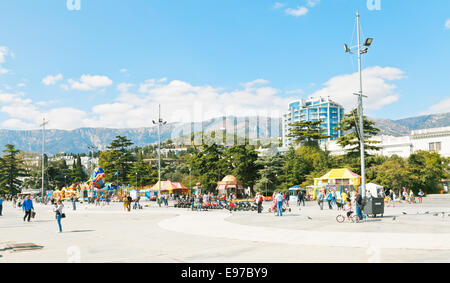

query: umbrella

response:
[288,186,303,191]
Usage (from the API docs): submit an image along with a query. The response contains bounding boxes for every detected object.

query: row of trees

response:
[0,108,448,196]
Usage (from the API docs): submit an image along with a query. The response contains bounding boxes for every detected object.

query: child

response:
[345,201,354,219]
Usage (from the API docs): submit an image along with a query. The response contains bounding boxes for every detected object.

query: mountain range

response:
[0,112,448,154]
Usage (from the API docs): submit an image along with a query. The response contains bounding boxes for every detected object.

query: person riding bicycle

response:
[345,200,353,218]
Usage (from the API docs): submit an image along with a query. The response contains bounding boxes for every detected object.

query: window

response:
[429,142,442,152]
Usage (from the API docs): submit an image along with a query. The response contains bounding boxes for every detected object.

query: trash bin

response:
[363,197,384,218]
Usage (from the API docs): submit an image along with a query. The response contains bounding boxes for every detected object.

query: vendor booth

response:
[313,169,361,200]
[215,175,244,199]
[150,181,189,196]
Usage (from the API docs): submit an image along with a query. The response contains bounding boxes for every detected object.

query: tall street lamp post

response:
[153,104,167,197]
[40,118,49,199]
[344,11,374,198]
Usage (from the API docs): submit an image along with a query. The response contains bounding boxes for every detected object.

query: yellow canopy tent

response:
[313,169,361,199]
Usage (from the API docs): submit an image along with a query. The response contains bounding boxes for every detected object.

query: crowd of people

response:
[0,185,429,234]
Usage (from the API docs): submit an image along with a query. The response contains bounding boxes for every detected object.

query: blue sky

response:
[0,0,448,130]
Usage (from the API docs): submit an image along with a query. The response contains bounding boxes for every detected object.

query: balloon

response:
[89,167,106,189]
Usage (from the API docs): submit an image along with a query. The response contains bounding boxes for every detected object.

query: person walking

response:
[298,190,305,207]
[0,195,3,216]
[164,194,169,208]
[418,189,424,204]
[317,190,325,210]
[409,190,415,204]
[22,195,34,222]
[71,196,77,211]
[53,200,64,233]
[256,193,263,214]
[127,195,132,211]
[355,192,365,221]
[271,192,277,215]
[327,191,333,210]
[197,194,202,211]
[275,192,283,217]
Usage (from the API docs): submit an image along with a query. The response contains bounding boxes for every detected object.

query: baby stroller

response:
[133,201,143,210]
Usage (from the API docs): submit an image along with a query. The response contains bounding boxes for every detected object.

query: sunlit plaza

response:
[2,195,450,263]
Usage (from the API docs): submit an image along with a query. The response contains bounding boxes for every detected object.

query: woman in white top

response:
[54,200,64,233]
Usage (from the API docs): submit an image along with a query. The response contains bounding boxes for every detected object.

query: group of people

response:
[387,187,425,207]
[0,194,65,233]
[270,191,289,216]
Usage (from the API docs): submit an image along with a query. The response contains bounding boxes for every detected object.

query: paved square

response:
[2,195,450,263]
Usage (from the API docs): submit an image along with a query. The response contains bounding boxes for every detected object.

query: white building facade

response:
[323,126,450,158]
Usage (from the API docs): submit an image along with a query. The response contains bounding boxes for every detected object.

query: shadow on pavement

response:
[68,230,95,233]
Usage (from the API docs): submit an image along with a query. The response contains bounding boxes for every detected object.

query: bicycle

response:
[336,213,355,223]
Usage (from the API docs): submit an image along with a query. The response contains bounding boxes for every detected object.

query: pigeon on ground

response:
[402,212,407,215]
[307,216,312,220]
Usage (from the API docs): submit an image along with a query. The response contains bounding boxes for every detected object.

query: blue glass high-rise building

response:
[282,96,345,147]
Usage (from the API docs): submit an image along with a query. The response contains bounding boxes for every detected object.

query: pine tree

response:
[0,144,25,194]
[287,120,331,146]
[334,109,381,158]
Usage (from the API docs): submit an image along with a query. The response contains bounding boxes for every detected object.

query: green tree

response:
[222,145,259,190]
[187,144,226,191]
[0,144,26,194]
[71,155,88,184]
[127,152,158,186]
[254,154,284,195]
[407,151,447,194]
[99,136,134,185]
[287,120,331,146]
[335,109,381,158]
[368,155,412,193]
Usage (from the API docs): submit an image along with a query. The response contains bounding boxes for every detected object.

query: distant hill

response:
[374,112,450,136]
[0,113,448,154]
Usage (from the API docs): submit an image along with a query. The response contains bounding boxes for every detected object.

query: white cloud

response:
[0,46,11,64]
[117,82,134,93]
[423,98,450,115]
[120,68,128,73]
[310,66,406,110]
[0,70,407,130]
[306,0,320,7]
[273,2,285,9]
[286,89,304,95]
[285,6,308,17]
[1,119,36,129]
[42,74,63,86]
[241,78,270,89]
[445,19,450,29]
[67,74,113,91]
[0,67,9,75]
[0,46,12,75]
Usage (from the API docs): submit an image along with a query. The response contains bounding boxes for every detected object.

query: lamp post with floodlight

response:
[344,11,374,198]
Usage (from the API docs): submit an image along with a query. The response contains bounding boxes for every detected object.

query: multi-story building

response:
[282,96,345,147]
[323,126,450,158]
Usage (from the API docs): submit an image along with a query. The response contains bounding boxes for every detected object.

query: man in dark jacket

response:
[355,193,365,221]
